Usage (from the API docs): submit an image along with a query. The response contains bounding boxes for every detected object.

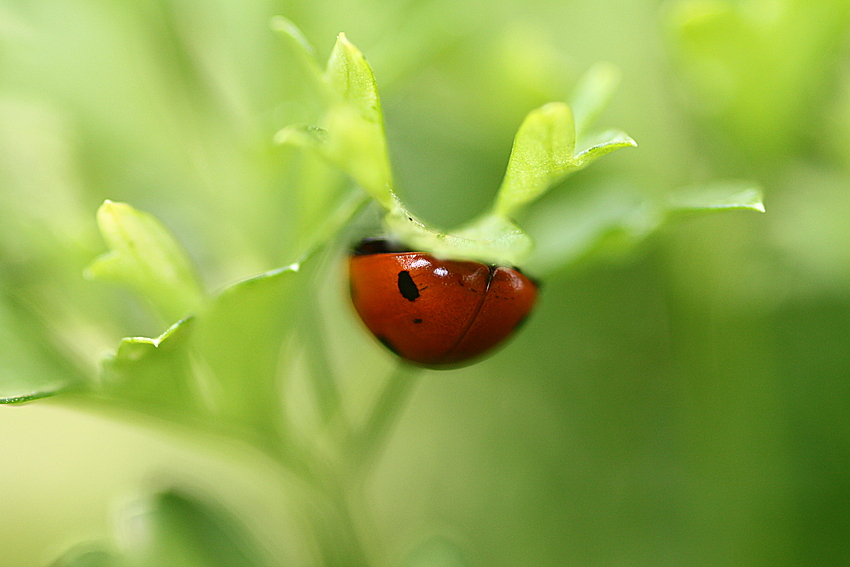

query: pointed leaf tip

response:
[573,130,637,167]
[325,32,382,118]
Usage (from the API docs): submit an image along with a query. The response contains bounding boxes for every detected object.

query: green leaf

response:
[494,102,577,218]
[325,33,383,123]
[275,32,394,209]
[0,296,84,404]
[100,318,202,419]
[322,33,394,207]
[275,27,637,271]
[189,264,300,446]
[384,99,635,267]
[572,129,638,168]
[571,62,621,140]
[86,201,207,323]
[383,206,533,266]
[524,183,658,275]
[96,264,303,454]
[321,104,394,208]
[401,538,470,567]
[270,16,328,97]
[120,489,271,567]
[274,124,329,149]
[51,548,127,567]
[493,102,636,225]
[524,179,764,276]
[51,489,271,567]
[665,181,766,213]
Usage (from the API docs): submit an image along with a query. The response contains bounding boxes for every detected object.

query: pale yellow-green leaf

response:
[86,201,206,323]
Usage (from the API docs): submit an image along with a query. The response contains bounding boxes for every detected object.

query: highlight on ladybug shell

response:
[348,238,538,368]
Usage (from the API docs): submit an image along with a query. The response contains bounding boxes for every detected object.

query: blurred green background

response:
[2,0,850,566]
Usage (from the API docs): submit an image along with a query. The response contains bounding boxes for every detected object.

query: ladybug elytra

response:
[348,238,538,368]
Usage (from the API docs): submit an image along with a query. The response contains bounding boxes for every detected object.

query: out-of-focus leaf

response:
[120,489,271,567]
[270,16,327,96]
[0,296,84,404]
[100,318,201,419]
[96,264,303,453]
[86,201,207,324]
[524,183,657,275]
[189,264,300,446]
[0,101,109,405]
[571,62,621,140]
[401,537,470,567]
[666,181,765,213]
[525,179,763,276]
[667,0,850,160]
[51,547,127,567]
[51,489,270,567]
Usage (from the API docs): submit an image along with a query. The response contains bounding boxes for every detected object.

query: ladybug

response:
[348,238,539,368]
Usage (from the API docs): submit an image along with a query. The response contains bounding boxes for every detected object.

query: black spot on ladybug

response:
[397,270,420,301]
[413,318,423,324]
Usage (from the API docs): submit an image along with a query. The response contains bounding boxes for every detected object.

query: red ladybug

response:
[348,238,538,368]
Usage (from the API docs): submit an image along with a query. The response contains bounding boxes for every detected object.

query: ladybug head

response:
[352,237,413,256]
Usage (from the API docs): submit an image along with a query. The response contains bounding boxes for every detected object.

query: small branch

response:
[304,311,343,425]
[353,363,422,468]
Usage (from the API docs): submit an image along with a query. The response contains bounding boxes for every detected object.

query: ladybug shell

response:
[349,246,538,368]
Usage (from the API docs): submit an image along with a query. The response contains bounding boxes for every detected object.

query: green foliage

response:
[665,182,765,214]
[525,180,765,274]
[494,102,578,216]
[6,2,847,567]
[276,20,644,266]
[275,24,394,210]
[86,201,207,324]
[96,251,306,456]
[51,490,270,567]
[401,538,469,567]
[0,18,769,565]
[0,299,84,403]
[52,549,124,567]
[667,0,850,161]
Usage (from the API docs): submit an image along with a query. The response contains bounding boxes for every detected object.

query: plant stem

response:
[353,363,422,470]
[310,486,372,567]
[304,309,342,425]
